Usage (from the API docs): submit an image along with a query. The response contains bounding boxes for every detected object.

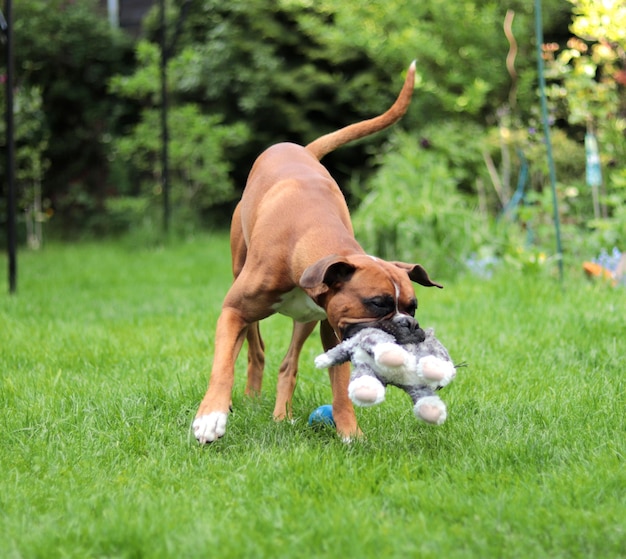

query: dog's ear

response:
[300,255,357,298]
[392,262,443,288]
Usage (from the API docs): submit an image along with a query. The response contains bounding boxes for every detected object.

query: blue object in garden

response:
[593,247,623,274]
[308,405,335,427]
[500,149,529,219]
[585,131,603,219]
[465,254,500,279]
[585,247,626,287]
[585,132,603,188]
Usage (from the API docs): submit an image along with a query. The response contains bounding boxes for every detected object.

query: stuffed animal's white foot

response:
[418,355,456,388]
[348,376,386,407]
[374,342,411,368]
[414,396,447,425]
[193,412,228,443]
[314,353,334,369]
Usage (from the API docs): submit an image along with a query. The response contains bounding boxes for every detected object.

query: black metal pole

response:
[159,0,169,234]
[5,0,16,293]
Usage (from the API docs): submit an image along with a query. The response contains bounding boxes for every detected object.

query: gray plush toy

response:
[315,327,456,425]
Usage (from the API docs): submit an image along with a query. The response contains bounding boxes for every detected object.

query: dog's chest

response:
[272,288,327,322]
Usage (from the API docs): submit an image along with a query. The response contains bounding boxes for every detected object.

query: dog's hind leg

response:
[232,206,265,395]
[244,321,265,398]
[273,320,318,420]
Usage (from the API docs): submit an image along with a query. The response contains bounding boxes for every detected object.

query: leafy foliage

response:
[539,0,626,253]
[306,0,569,121]
[111,0,569,243]
[136,0,405,189]
[569,0,626,45]
[109,40,250,234]
[399,0,626,272]
[0,84,50,247]
[352,127,521,278]
[112,104,249,231]
[7,0,135,233]
[4,0,617,262]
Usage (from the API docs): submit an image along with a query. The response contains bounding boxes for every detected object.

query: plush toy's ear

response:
[300,255,356,298]
[392,262,443,288]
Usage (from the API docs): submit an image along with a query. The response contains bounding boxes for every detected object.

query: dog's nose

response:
[392,314,417,330]
[389,314,424,344]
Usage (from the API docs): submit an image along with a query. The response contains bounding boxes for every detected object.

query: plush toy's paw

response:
[314,353,334,369]
[375,342,412,368]
[348,376,386,407]
[414,396,447,425]
[417,355,456,388]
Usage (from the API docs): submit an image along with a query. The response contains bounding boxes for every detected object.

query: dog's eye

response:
[365,296,395,316]
[405,299,417,317]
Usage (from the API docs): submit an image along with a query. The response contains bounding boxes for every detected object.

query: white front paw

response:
[418,355,456,387]
[193,412,228,444]
[414,396,447,425]
[348,376,386,407]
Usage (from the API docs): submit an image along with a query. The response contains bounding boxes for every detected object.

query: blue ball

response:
[308,405,335,427]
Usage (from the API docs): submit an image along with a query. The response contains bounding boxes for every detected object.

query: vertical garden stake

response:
[535,0,564,281]
[2,0,16,293]
[160,0,170,234]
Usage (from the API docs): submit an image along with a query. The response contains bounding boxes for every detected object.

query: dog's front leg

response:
[194,307,249,443]
[329,361,361,441]
[320,320,361,441]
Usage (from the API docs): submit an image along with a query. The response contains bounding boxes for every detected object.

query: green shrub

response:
[111,103,248,232]
[11,0,135,233]
[352,129,514,278]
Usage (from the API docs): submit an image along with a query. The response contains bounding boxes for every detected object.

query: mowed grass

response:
[1,234,625,558]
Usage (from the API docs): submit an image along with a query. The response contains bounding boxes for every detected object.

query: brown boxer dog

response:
[193,62,442,443]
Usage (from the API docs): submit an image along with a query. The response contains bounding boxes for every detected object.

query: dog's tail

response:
[305,61,416,161]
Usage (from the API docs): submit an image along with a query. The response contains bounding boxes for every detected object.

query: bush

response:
[108,39,250,235]
[0,84,50,248]
[10,0,135,233]
[352,129,518,278]
[111,103,249,233]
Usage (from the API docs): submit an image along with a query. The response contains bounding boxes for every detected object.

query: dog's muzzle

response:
[343,314,425,345]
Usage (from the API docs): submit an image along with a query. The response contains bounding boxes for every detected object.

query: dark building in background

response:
[99,0,154,37]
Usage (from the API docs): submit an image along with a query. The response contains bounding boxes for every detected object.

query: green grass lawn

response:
[1,234,625,558]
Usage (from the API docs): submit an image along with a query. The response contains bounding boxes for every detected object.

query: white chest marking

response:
[272,288,327,322]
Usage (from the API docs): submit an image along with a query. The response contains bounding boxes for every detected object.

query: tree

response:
[132,0,569,191]
[8,0,135,233]
[136,0,400,191]
[2,0,571,238]
[109,40,249,232]
[0,84,49,247]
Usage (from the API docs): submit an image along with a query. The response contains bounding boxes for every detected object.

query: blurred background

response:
[1,0,625,279]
